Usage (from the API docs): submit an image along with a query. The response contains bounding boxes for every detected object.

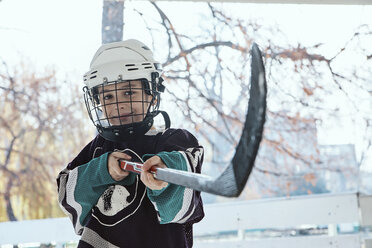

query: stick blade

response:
[196,42,267,197]
[155,43,267,197]
[228,42,267,196]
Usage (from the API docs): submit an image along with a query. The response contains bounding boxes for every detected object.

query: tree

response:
[102,0,124,44]
[0,60,94,221]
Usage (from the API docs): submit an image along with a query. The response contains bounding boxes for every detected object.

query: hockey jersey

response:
[57,128,204,248]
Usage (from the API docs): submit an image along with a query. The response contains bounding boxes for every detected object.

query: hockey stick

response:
[119,43,267,197]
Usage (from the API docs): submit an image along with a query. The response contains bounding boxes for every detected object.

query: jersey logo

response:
[91,176,146,226]
[96,185,131,216]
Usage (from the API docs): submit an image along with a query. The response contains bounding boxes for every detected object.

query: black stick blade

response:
[155,43,267,197]
[229,42,267,196]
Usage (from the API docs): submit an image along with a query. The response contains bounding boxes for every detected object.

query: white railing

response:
[0,192,371,248]
[194,192,372,248]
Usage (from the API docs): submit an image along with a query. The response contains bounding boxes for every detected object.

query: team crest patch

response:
[91,176,146,226]
[96,185,131,216]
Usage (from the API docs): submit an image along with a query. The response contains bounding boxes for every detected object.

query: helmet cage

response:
[83,76,162,141]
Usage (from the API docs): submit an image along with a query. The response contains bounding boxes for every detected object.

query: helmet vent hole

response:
[91,70,98,74]
[144,66,152,69]
[90,75,97,79]
[142,63,151,65]
[125,64,135,67]
[128,68,139,71]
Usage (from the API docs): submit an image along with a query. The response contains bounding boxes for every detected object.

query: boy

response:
[57,39,204,248]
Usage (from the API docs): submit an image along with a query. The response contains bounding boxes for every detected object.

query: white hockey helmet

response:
[83,39,163,89]
[82,39,169,142]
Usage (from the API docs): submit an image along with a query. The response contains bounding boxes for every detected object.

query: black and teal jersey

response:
[57,128,204,248]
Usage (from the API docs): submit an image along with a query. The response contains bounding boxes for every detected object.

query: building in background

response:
[213,111,360,202]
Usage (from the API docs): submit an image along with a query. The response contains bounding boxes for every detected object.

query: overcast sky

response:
[1,1,371,73]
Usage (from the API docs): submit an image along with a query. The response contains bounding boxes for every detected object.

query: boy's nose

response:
[114,103,125,109]
[113,103,130,112]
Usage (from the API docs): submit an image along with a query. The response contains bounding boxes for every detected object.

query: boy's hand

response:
[108,152,131,181]
[141,156,169,190]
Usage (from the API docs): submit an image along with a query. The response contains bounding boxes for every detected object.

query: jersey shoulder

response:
[155,128,199,153]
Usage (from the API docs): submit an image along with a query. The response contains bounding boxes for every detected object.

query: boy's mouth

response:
[110,113,133,122]
[119,116,131,122]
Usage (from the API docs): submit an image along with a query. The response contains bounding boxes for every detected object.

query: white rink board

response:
[194,193,359,235]
[138,0,372,5]
[194,234,361,248]
[0,192,369,247]
[0,218,78,244]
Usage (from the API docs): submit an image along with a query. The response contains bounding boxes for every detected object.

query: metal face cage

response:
[83,79,160,141]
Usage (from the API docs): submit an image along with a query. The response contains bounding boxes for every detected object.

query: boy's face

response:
[97,80,152,126]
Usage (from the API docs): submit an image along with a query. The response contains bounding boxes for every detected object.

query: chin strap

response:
[97,110,171,142]
[156,110,171,129]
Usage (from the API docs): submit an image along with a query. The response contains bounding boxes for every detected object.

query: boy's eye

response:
[103,94,113,100]
[124,90,134,96]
